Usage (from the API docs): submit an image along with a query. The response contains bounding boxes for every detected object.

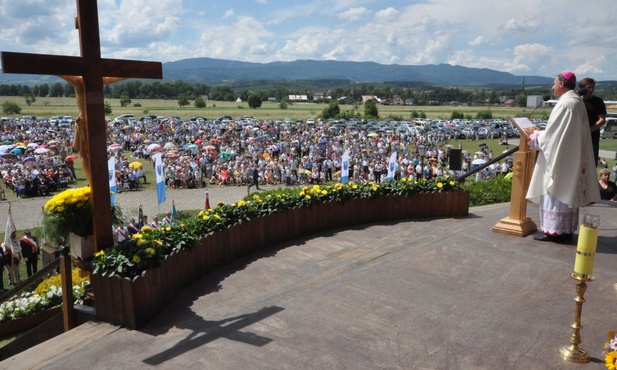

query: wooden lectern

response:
[492,117,538,236]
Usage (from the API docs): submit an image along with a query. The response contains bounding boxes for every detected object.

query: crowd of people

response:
[2,100,616,207]
[111,116,517,192]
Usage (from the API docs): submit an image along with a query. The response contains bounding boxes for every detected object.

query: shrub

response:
[462,176,512,206]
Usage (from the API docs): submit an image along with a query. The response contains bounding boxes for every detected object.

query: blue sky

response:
[1,0,616,81]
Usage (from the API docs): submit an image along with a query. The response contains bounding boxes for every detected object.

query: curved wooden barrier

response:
[92,191,469,329]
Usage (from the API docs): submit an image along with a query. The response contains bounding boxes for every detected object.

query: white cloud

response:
[469,36,488,47]
[375,7,400,21]
[1,0,617,80]
[338,7,369,21]
[196,16,276,61]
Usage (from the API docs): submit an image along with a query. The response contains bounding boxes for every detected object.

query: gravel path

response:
[0,184,283,232]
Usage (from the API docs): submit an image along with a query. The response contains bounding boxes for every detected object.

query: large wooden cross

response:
[1,0,162,253]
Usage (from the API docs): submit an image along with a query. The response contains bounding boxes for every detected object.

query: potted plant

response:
[42,187,123,259]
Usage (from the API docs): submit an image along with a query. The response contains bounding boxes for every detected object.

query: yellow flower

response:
[132,255,141,264]
[153,240,163,246]
[306,195,311,200]
[372,186,378,192]
[606,351,617,370]
[145,247,156,255]
[214,214,221,220]
[165,227,171,231]
[449,181,455,186]
[321,190,327,195]
[132,233,143,239]
[352,184,358,190]
[95,250,105,257]
[137,239,147,246]
[217,201,225,207]
[299,191,305,197]
[198,210,206,217]
[253,195,260,200]
[237,200,246,207]
[141,225,151,232]
[437,182,443,188]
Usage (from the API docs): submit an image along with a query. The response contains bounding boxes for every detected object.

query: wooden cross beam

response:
[1,0,162,254]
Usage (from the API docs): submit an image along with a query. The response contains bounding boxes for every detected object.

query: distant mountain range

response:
[0,57,553,87]
[161,58,553,87]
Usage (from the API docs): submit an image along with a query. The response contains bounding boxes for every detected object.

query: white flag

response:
[386,151,397,181]
[154,153,166,205]
[4,205,16,249]
[341,150,350,184]
[108,156,117,205]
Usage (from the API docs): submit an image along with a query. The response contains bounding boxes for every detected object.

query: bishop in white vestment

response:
[525,71,600,242]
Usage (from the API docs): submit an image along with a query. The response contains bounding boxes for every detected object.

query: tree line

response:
[3,78,616,106]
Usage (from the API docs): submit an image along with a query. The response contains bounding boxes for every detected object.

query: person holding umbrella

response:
[65,154,77,180]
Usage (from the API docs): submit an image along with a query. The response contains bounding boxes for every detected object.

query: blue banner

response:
[108,156,116,205]
[341,150,350,184]
[155,153,166,205]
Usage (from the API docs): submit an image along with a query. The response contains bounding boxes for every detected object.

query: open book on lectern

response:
[509,117,535,140]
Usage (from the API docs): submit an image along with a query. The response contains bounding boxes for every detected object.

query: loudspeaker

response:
[449,148,462,171]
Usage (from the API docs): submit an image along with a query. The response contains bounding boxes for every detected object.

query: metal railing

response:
[455,146,519,182]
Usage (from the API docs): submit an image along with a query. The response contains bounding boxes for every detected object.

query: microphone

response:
[528,95,550,118]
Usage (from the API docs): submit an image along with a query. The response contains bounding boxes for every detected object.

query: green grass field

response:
[3,95,545,121]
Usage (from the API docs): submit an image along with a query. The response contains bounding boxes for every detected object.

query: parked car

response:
[476,127,489,139]
[601,117,617,139]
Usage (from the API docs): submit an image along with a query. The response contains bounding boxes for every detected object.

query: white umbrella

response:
[34,147,49,154]
[163,142,177,150]
[147,143,162,152]
[471,158,486,165]
[27,142,38,148]
[108,143,123,151]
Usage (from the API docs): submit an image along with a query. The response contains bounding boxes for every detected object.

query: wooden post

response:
[59,247,75,332]
[1,0,162,253]
[493,132,538,236]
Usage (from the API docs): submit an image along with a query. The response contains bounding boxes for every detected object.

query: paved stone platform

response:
[3,201,617,370]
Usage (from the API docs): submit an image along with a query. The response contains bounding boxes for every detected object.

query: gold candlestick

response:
[559,214,599,363]
[558,274,592,363]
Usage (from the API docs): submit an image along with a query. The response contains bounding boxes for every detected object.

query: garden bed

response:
[92,190,469,329]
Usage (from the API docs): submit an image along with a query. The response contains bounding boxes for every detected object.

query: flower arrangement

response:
[604,330,617,369]
[0,268,89,322]
[42,187,123,241]
[92,178,462,278]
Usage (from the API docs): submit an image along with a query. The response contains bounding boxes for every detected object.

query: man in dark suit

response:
[247,163,260,191]
[20,230,39,277]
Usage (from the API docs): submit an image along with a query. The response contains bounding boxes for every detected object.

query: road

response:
[0,184,274,233]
